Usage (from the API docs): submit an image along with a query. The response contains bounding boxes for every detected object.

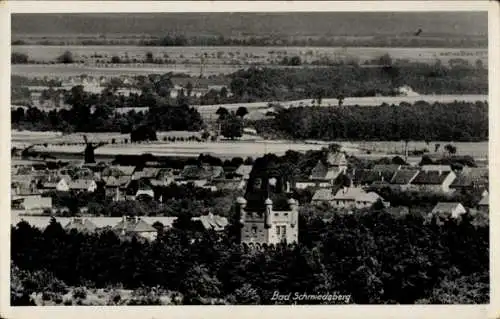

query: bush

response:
[57,51,74,64]
[72,287,87,300]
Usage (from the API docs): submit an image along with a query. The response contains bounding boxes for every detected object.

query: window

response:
[251,226,258,235]
[274,213,279,217]
[276,225,286,237]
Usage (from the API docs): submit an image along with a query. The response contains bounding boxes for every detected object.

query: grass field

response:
[195,94,489,116]
[11,130,488,160]
[12,45,488,65]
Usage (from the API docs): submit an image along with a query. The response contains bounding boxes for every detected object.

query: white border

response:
[1,2,498,319]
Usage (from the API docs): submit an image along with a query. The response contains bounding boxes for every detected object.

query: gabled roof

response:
[372,164,401,172]
[421,165,453,172]
[390,169,419,185]
[432,202,464,212]
[149,179,172,187]
[411,171,454,185]
[69,179,96,190]
[310,161,328,179]
[234,165,253,177]
[478,193,489,206]
[113,218,156,233]
[133,167,161,180]
[451,167,489,187]
[312,188,335,201]
[195,214,229,231]
[181,165,224,180]
[333,187,382,203]
[213,179,241,190]
[101,166,136,177]
[103,175,131,188]
[11,180,39,195]
[354,169,394,185]
[65,218,97,233]
[327,152,347,167]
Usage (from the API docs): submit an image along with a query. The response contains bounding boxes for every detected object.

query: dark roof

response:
[65,218,98,233]
[181,165,224,180]
[353,169,394,185]
[372,164,401,172]
[390,169,419,185]
[310,161,328,179]
[113,217,156,233]
[451,168,488,187]
[411,171,452,185]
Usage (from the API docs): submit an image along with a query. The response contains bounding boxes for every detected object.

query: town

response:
[10,11,489,307]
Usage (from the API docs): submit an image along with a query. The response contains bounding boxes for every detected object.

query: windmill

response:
[82,135,107,164]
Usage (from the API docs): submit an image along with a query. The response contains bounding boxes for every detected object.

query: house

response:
[311,188,335,204]
[372,164,402,172]
[330,187,386,209]
[41,177,71,192]
[11,179,39,197]
[430,202,467,220]
[420,165,453,173]
[234,164,253,181]
[180,164,224,182]
[294,181,320,190]
[389,169,420,191]
[450,167,489,192]
[213,179,241,191]
[103,175,131,201]
[478,192,489,211]
[68,179,98,193]
[309,160,343,184]
[132,167,161,180]
[125,179,155,200]
[11,195,52,214]
[64,217,98,234]
[409,170,456,193]
[326,152,348,173]
[101,165,136,178]
[351,169,392,187]
[113,216,158,241]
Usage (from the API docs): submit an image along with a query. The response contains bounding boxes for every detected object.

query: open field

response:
[110,94,489,121]
[11,130,488,160]
[12,63,239,78]
[13,45,487,66]
[195,94,489,117]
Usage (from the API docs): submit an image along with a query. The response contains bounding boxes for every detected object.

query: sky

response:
[11,12,488,37]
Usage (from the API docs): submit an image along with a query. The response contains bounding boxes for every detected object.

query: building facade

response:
[236,196,299,246]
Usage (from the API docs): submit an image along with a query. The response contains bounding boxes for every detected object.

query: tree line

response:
[12,34,488,48]
[225,62,487,103]
[11,207,489,305]
[252,101,488,142]
[11,84,204,133]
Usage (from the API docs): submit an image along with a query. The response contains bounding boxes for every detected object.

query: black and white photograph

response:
[1,1,498,316]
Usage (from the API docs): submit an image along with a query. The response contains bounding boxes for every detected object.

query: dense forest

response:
[11,209,489,305]
[227,63,487,103]
[252,101,488,142]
